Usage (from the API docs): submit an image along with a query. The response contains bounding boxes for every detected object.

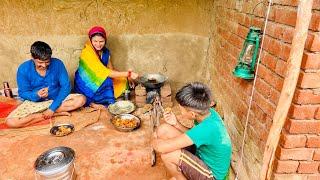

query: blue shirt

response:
[17,58,71,112]
[186,108,232,180]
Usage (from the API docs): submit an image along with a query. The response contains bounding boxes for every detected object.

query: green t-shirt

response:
[186,108,232,180]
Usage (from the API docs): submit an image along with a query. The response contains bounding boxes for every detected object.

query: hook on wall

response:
[249,0,273,27]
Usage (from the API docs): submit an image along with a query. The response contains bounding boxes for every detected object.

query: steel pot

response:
[138,73,168,89]
[34,146,75,180]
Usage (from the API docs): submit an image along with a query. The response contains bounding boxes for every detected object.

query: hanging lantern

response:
[233,27,261,80]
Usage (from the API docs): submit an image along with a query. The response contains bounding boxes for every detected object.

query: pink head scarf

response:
[88,26,107,39]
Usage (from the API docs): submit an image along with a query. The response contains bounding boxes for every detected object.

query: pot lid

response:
[34,146,75,175]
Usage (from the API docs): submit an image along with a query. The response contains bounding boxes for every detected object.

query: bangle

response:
[127,70,132,78]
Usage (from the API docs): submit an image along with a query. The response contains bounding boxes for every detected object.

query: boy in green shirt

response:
[152,82,232,180]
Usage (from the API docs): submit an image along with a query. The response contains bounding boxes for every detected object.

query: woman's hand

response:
[126,69,138,80]
[128,79,136,89]
[129,72,139,80]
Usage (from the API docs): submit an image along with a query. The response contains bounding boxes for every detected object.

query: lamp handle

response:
[249,1,272,27]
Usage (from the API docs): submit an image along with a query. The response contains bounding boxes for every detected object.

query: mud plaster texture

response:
[0,0,214,93]
[0,0,259,178]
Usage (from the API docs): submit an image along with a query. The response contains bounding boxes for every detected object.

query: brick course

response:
[297,161,320,174]
[285,119,320,134]
[301,52,320,70]
[306,135,320,148]
[305,33,320,52]
[288,104,318,120]
[214,0,320,178]
[276,147,314,161]
[313,149,320,161]
[298,71,320,89]
[274,160,299,173]
[280,132,306,148]
[293,89,320,105]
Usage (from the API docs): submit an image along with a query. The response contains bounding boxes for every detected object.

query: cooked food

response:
[55,125,72,136]
[164,107,172,113]
[112,118,138,129]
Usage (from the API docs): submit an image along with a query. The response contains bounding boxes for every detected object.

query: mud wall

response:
[0,0,214,92]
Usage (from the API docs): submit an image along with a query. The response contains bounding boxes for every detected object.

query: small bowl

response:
[50,124,75,137]
[111,114,141,132]
[108,101,136,115]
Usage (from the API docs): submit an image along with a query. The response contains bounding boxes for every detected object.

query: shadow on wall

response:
[0,33,210,92]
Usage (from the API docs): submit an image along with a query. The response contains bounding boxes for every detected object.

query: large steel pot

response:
[34,146,75,180]
[138,73,168,89]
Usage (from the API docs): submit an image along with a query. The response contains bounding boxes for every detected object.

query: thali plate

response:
[108,100,135,115]
[50,124,74,137]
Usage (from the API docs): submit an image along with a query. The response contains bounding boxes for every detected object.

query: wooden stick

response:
[260,1,313,179]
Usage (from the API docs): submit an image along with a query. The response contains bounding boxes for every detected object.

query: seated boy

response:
[6,41,86,128]
[152,82,232,180]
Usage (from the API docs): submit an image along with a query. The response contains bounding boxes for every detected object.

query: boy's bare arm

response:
[152,134,193,153]
[174,115,190,132]
[163,111,189,132]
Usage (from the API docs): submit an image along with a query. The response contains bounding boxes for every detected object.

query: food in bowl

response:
[56,126,72,136]
[50,124,74,137]
[111,114,141,132]
[112,118,138,129]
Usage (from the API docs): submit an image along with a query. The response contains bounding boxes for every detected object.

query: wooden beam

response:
[260,1,313,179]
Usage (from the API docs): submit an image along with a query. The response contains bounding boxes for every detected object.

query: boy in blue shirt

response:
[152,82,232,180]
[6,41,86,128]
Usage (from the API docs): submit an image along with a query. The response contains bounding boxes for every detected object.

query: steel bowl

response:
[108,100,136,115]
[50,124,75,137]
[111,114,141,132]
[138,73,168,89]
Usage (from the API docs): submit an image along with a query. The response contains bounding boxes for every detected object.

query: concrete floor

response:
[0,109,169,179]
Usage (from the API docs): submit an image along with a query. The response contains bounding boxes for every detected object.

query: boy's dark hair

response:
[30,41,52,61]
[175,82,211,113]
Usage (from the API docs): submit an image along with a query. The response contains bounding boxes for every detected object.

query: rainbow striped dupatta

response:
[75,41,127,99]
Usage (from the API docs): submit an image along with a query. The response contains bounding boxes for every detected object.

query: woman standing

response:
[74,26,138,109]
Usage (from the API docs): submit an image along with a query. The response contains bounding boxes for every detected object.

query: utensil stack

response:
[34,146,76,180]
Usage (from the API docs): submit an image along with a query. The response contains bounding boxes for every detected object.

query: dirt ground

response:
[0,109,170,179]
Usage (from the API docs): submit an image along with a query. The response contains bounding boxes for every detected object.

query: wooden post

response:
[260,1,313,179]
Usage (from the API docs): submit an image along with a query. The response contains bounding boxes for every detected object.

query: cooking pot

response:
[34,146,75,180]
[138,73,168,89]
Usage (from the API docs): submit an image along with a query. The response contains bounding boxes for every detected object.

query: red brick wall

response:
[212,0,320,178]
